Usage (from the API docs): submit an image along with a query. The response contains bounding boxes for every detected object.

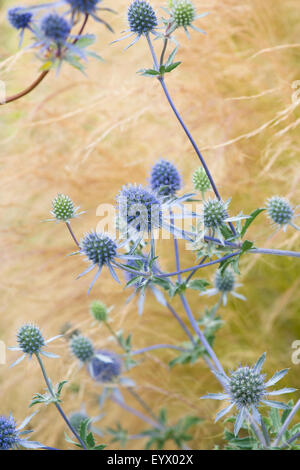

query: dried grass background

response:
[0,0,300,450]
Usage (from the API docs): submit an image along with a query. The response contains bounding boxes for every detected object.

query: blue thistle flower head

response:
[201,268,245,306]
[81,232,117,267]
[41,13,71,44]
[8,7,32,31]
[71,335,94,362]
[78,231,134,292]
[65,0,100,14]
[202,353,297,436]
[150,159,182,196]
[128,0,158,35]
[11,326,60,366]
[215,269,235,293]
[228,366,265,409]
[0,416,18,450]
[203,198,228,229]
[266,196,294,226]
[117,184,161,233]
[17,324,45,356]
[88,350,122,383]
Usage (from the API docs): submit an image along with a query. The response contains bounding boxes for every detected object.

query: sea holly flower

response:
[200,269,246,306]
[192,167,211,199]
[88,350,122,383]
[65,0,101,15]
[41,13,71,44]
[163,0,209,39]
[116,183,194,250]
[70,334,94,363]
[7,6,33,45]
[76,231,142,293]
[150,159,182,197]
[9,324,61,367]
[195,198,248,245]
[64,0,115,32]
[48,193,84,223]
[70,335,122,383]
[201,353,297,436]
[266,196,300,233]
[31,12,98,74]
[0,413,43,450]
[112,0,159,49]
[117,184,162,237]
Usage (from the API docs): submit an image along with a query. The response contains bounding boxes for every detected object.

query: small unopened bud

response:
[192,168,211,194]
[90,300,108,322]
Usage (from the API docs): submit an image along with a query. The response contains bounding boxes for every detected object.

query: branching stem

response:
[35,353,87,449]
[2,14,89,105]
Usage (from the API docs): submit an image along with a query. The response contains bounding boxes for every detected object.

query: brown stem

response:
[2,14,89,105]
[65,221,80,248]
[75,13,89,39]
[3,70,49,104]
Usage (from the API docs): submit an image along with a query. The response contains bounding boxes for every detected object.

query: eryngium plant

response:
[48,147,299,449]
[5,0,300,452]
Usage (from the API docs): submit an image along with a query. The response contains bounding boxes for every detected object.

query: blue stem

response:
[110,395,163,429]
[160,251,241,278]
[179,292,225,375]
[129,344,190,355]
[170,212,225,375]
[145,34,236,236]
[166,301,196,344]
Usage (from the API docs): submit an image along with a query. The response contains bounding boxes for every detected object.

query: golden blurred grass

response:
[0,0,300,450]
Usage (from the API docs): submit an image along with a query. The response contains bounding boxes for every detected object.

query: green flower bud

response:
[51,194,75,222]
[192,168,211,194]
[172,0,196,28]
[90,301,108,323]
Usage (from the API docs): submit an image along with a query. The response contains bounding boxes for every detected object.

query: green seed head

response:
[52,194,75,221]
[229,366,265,408]
[172,0,196,27]
[203,199,228,228]
[266,196,294,226]
[192,168,211,193]
[70,335,94,362]
[17,324,45,355]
